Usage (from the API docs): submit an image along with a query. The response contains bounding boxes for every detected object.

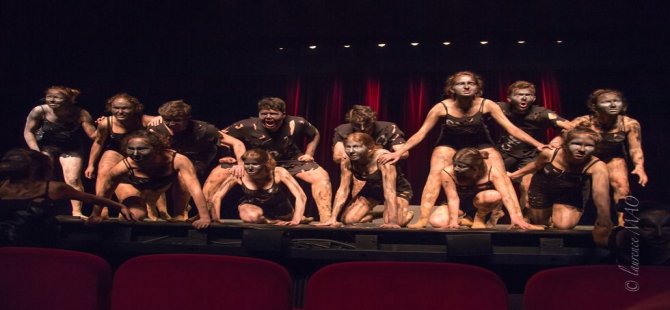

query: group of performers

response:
[2,71,650,247]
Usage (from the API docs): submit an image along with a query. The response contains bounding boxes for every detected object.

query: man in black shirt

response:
[223,97,332,222]
[496,81,572,208]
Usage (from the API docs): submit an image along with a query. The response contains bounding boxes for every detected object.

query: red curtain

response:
[539,72,562,139]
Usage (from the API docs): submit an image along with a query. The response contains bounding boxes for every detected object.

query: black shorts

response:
[502,152,538,172]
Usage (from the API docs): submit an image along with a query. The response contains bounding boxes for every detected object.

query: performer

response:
[570,89,647,225]
[496,81,573,211]
[147,100,233,179]
[209,149,307,225]
[222,97,333,222]
[85,93,154,217]
[332,105,407,163]
[23,86,96,218]
[87,130,211,229]
[510,126,613,246]
[321,133,413,228]
[430,148,540,229]
[379,71,547,228]
[1,148,131,245]
[148,100,246,219]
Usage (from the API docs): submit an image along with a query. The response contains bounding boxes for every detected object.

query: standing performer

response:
[85,93,154,218]
[570,89,647,226]
[209,149,308,225]
[322,133,413,228]
[379,71,547,229]
[509,126,613,246]
[87,130,211,229]
[496,81,573,210]
[430,148,541,229]
[332,105,407,163]
[23,86,96,218]
[222,97,333,222]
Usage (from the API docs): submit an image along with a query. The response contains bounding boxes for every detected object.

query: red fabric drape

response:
[539,72,562,139]
[286,77,302,116]
[365,76,381,114]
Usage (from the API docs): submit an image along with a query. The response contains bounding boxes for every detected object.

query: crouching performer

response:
[87,130,211,229]
[320,133,413,228]
[209,149,309,226]
[509,125,613,246]
[430,148,541,230]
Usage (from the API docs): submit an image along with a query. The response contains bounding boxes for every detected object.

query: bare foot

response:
[401,211,415,227]
[459,217,474,227]
[72,212,88,220]
[486,209,505,228]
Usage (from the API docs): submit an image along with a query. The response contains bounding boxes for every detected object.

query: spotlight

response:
[556,40,563,44]
[278,47,284,51]
[410,42,419,46]
[344,44,351,48]
[480,41,489,45]
[308,45,317,49]
[517,40,526,44]
[442,41,451,46]
[377,43,386,47]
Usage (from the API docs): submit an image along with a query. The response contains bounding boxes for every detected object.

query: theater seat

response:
[303,261,508,310]
[524,265,670,310]
[111,254,292,310]
[0,246,112,310]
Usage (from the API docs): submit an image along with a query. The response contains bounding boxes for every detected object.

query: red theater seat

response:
[303,261,508,310]
[0,246,112,310]
[524,265,670,310]
[111,254,292,310]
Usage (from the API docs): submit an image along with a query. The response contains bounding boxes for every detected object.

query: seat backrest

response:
[0,246,112,310]
[524,265,670,310]
[111,254,292,310]
[303,261,508,310]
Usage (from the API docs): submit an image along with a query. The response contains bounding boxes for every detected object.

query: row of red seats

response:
[1,247,668,310]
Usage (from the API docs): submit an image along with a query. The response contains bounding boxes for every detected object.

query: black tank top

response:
[540,149,599,190]
[104,116,130,152]
[36,106,83,149]
[435,99,494,148]
[240,171,288,206]
[444,166,495,198]
[119,152,177,191]
[591,115,628,162]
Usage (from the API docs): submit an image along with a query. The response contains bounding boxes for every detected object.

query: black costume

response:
[435,100,495,150]
[148,120,220,178]
[527,149,599,210]
[496,102,565,171]
[224,116,320,175]
[103,116,139,153]
[0,180,58,246]
[239,172,293,220]
[352,168,413,203]
[35,106,84,157]
[443,167,495,216]
[332,121,406,151]
[591,115,628,163]
[118,152,177,191]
